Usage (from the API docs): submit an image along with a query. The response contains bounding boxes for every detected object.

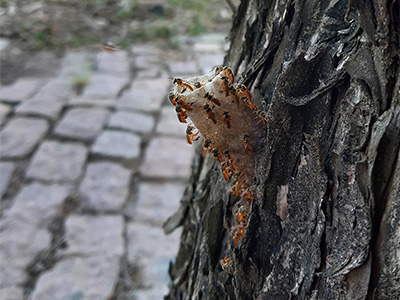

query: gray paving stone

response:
[0,103,11,125]
[140,137,194,178]
[0,286,24,300]
[197,53,225,74]
[0,117,49,159]
[34,77,74,101]
[30,256,120,300]
[26,141,87,182]
[0,162,15,198]
[128,182,185,226]
[0,219,51,287]
[127,223,181,289]
[6,183,71,228]
[168,61,199,76]
[54,107,110,141]
[91,130,141,160]
[80,162,131,211]
[117,78,170,112]
[15,97,65,121]
[81,74,128,99]
[156,106,188,138]
[62,214,124,258]
[59,51,92,77]
[193,43,223,53]
[0,78,42,103]
[134,55,161,70]
[132,289,169,300]
[108,111,154,133]
[136,67,163,79]
[68,97,118,108]
[0,183,67,288]
[131,45,161,57]
[96,50,130,77]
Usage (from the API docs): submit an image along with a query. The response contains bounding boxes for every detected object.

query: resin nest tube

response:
[168,66,264,186]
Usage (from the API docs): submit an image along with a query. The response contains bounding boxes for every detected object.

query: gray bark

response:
[165,0,400,299]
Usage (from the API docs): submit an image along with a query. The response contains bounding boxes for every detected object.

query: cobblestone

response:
[62,214,124,257]
[5,183,71,227]
[0,286,24,300]
[30,256,121,300]
[0,117,49,159]
[127,223,181,291]
[54,107,110,141]
[0,183,69,289]
[0,103,11,125]
[81,74,128,99]
[108,110,155,133]
[68,97,118,108]
[131,45,161,57]
[117,77,170,112]
[15,96,65,121]
[0,162,15,198]
[80,162,131,211]
[128,182,185,226]
[91,130,141,160]
[26,141,88,182]
[0,78,42,103]
[0,35,228,299]
[96,51,130,77]
[141,137,194,178]
[168,61,199,76]
[31,215,124,299]
[36,77,75,100]
[0,222,50,287]
[59,51,92,77]
[156,106,188,137]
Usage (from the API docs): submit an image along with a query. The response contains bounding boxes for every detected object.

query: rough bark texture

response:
[164,0,400,299]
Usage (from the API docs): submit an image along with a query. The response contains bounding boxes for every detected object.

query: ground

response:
[0,24,230,300]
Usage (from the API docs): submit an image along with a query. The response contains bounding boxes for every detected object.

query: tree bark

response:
[165,0,400,299]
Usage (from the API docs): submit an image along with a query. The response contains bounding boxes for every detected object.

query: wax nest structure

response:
[169,66,266,269]
[169,66,264,185]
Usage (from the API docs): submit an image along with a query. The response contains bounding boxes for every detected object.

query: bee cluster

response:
[168,66,266,275]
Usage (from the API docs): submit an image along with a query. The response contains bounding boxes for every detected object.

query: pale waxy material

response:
[168,67,263,184]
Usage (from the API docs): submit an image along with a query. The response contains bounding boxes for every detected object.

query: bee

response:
[194,82,202,88]
[236,85,258,111]
[242,134,253,155]
[173,78,193,92]
[214,65,224,75]
[203,104,217,124]
[256,111,268,127]
[240,187,254,203]
[201,139,211,157]
[220,161,233,181]
[186,125,200,144]
[101,42,119,52]
[168,91,177,106]
[175,96,193,111]
[220,66,234,85]
[212,148,222,162]
[203,92,221,106]
[220,256,233,274]
[231,225,246,247]
[223,149,235,171]
[236,205,249,224]
[175,105,187,123]
[222,111,232,129]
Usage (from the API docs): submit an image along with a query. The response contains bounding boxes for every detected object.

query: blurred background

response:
[0,0,237,299]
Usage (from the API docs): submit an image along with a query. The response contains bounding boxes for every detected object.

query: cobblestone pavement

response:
[0,34,228,300]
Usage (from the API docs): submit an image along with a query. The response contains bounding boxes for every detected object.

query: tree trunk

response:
[164,0,400,299]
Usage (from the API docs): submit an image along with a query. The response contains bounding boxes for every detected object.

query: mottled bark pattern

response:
[165,0,400,299]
